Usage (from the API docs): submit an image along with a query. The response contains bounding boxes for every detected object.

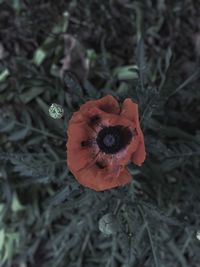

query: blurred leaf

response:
[0,204,4,215]
[84,80,100,98]
[19,87,44,104]
[33,11,69,66]
[0,119,15,133]
[0,69,10,83]
[11,193,25,212]
[63,71,83,97]
[116,82,130,97]
[33,49,47,66]
[113,65,139,80]
[137,37,146,91]
[12,0,21,13]
[8,127,30,141]
[0,229,5,252]
[1,236,13,264]
[165,47,172,71]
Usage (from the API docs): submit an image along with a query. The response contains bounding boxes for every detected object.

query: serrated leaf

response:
[8,109,32,141]
[160,158,183,172]
[44,183,79,207]
[147,118,199,143]
[166,68,200,100]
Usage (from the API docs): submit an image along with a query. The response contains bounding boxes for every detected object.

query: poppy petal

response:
[75,107,132,133]
[67,121,96,149]
[116,168,132,187]
[67,121,99,171]
[72,164,132,191]
[132,139,146,166]
[121,98,139,126]
[121,98,146,165]
[114,134,140,165]
[80,95,120,115]
[68,110,84,124]
[95,111,131,129]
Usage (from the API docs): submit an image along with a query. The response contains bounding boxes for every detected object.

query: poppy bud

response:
[49,103,64,119]
[98,213,119,235]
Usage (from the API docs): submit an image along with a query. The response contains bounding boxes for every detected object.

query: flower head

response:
[66,95,146,191]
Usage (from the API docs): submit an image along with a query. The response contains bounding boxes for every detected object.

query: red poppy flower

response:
[66,95,146,191]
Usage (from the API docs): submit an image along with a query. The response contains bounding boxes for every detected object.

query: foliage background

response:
[0,0,200,266]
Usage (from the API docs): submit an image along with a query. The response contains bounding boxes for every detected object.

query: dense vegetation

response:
[0,1,200,266]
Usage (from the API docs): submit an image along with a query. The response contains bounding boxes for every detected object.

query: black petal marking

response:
[88,115,101,126]
[96,161,106,169]
[81,139,94,147]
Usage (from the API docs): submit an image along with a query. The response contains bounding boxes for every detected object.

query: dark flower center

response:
[103,134,115,147]
[96,125,133,154]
